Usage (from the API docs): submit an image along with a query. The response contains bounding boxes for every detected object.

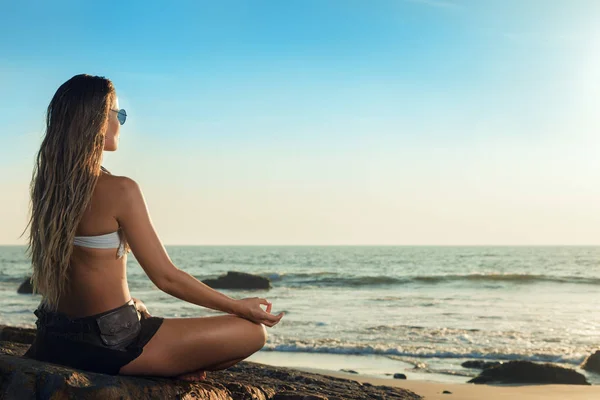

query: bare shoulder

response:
[99,173,140,195]
[96,173,144,213]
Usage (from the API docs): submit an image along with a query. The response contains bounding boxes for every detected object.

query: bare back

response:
[57,172,130,317]
[47,170,278,379]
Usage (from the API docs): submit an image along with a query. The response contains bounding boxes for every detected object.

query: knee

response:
[232,315,268,352]
[256,322,268,348]
[248,321,268,350]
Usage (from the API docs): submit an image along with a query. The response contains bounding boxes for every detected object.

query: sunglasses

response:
[110,108,127,125]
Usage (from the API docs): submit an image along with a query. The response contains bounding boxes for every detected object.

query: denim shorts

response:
[24,299,164,375]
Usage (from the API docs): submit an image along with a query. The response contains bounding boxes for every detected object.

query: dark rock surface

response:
[0,326,420,400]
[393,373,407,379]
[581,350,600,374]
[17,276,34,294]
[202,271,272,290]
[468,360,590,385]
[339,369,358,374]
[461,360,501,370]
[0,325,36,344]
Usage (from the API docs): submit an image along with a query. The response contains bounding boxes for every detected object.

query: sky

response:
[1,0,600,245]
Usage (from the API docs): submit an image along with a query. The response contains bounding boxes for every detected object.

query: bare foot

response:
[176,370,207,382]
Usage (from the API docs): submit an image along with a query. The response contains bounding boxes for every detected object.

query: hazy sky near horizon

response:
[2,0,600,245]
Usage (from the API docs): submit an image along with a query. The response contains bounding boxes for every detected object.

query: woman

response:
[23,74,284,380]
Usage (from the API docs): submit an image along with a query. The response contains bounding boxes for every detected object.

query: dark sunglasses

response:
[110,108,127,125]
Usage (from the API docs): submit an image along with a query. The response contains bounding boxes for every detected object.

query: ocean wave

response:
[261,272,405,287]
[364,324,481,333]
[0,275,30,284]
[261,272,600,287]
[262,342,586,365]
[266,272,338,281]
[412,273,600,285]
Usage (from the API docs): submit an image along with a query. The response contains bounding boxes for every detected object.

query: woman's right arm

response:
[115,177,283,326]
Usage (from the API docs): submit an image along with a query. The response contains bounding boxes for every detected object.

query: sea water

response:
[2,245,600,383]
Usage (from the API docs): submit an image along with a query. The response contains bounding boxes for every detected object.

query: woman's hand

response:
[132,297,152,319]
[233,297,284,327]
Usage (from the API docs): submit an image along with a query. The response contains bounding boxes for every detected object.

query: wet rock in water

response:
[461,360,501,370]
[17,276,34,294]
[468,361,589,385]
[340,369,358,374]
[393,373,407,379]
[202,271,272,290]
[0,331,422,399]
[581,350,600,374]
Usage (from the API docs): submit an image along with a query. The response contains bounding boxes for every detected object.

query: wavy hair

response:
[25,74,115,310]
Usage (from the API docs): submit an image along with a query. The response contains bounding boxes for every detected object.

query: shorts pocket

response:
[96,305,141,347]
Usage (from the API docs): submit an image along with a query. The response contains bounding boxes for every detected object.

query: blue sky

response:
[2,0,600,245]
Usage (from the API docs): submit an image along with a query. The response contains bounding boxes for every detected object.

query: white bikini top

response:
[73,230,127,258]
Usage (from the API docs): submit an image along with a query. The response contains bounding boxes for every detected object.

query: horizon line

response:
[2,244,600,247]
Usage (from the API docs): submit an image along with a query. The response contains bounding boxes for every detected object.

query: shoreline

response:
[247,350,469,383]
[296,368,600,400]
[248,350,600,399]
[248,349,600,384]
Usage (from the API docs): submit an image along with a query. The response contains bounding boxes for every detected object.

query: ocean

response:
[1,245,600,383]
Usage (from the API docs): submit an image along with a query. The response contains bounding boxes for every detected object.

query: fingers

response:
[260,311,284,325]
[250,298,284,327]
[261,313,284,327]
[258,298,273,313]
[262,311,280,322]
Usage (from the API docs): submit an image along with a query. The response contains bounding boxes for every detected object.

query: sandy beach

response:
[297,367,600,400]
[248,348,600,399]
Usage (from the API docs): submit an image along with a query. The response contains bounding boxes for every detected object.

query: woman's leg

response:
[176,356,248,381]
[204,356,246,371]
[176,357,247,382]
[119,314,267,377]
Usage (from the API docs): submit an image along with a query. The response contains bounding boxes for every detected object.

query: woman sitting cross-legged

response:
[23,74,284,381]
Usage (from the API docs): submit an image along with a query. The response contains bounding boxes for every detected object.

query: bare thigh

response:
[119,314,267,377]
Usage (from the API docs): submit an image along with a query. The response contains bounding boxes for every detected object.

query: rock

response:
[581,350,600,374]
[468,361,589,385]
[0,326,36,345]
[273,393,328,400]
[17,276,34,294]
[442,391,452,394]
[461,360,501,370]
[202,271,272,290]
[393,373,407,379]
[340,369,358,374]
[0,332,422,400]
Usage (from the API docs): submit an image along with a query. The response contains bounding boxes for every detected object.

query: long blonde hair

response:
[25,74,115,310]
